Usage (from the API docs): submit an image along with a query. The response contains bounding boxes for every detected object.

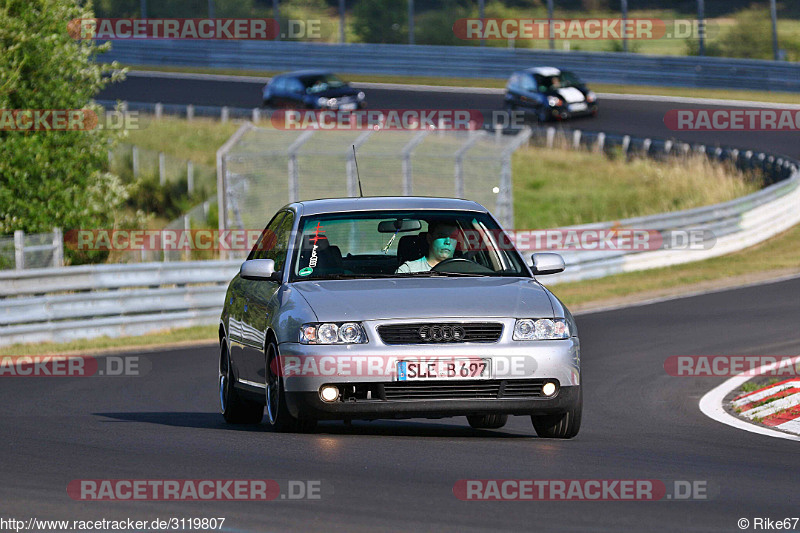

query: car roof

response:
[519,67,562,77]
[289,196,489,216]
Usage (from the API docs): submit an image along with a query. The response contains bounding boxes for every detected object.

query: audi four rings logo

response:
[418,325,466,342]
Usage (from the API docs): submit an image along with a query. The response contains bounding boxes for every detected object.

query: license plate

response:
[397,358,491,381]
[569,102,588,112]
[340,103,357,111]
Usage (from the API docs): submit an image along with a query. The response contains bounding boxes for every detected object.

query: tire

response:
[265,342,317,433]
[467,414,508,429]
[531,388,582,439]
[219,340,264,424]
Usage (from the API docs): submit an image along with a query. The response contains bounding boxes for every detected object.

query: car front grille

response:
[377,322,503,345]
[380,379,548,401]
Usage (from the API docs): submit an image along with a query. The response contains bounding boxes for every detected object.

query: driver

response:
[396,221,459,273]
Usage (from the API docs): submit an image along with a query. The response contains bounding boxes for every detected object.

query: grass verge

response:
[0,325,218,357]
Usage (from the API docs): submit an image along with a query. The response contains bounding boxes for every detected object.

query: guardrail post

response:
[187,161,194,194]
[14,230,24,270]
[642,138,652,155]
[596,132,606,153]
[252,108,261,123]
[572,130,581,150]
[495,123,503,144]
[546,127,556,149]
[664,140,673,154]
[155,102,163,119]
[622,135,630,155]
[132,146,139,178]
[158,152,166,185]
[52,228,63,267]
[221,106,229,123]
[186,104,194,121]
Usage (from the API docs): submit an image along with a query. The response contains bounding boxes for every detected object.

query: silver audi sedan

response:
[218,197,581,438]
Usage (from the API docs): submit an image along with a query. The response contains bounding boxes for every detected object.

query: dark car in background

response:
[504,67,598,122]
[262,70,367,110]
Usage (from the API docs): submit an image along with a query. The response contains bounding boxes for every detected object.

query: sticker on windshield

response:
[298,267,313,276]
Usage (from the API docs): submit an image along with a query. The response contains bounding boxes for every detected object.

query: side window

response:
[254,211,294,272]
[287,78,304,94]
[507,73,520,90]
[249,212,285,261]
[522,74,537,92]
[271,77,285,92]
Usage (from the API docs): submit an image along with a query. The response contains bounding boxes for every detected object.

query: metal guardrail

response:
[103,40,800,92]
[0,261,240,345]
[1,160,798,345]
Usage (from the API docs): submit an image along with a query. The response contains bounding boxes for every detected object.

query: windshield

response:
[289,210,529,281]
[302,74,347,93]
[538,71,581,90]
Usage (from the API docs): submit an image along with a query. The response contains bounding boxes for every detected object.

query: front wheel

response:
[219,340,263,424]
[265,343,317,433]
[531,389,581,439]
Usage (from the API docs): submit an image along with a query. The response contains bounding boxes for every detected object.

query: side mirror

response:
[240,259,280,281]
[529,253,565,275]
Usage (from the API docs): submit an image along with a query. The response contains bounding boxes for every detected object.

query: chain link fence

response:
[0,229,63,270]
[218,125,532,257]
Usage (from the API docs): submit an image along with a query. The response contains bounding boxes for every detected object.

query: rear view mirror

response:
[529,253,565,275]
[378,219,422,233]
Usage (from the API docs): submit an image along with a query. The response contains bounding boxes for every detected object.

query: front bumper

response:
[551,102,598,120]
[278,320,580,420]
[286,385,581,420]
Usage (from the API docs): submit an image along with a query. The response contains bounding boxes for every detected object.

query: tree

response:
[0,0,127,263]
[351,0,407,44]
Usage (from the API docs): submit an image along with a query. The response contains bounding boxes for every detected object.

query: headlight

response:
[300,322,367,344]
[586,91,597,103]
[316,97,329,107]
[513,318,569,340]
[547,96,564,107]
[357,91,365,100]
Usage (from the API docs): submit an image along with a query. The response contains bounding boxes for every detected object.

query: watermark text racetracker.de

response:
[453,479,710,501]
[67,479,326,501]
[0,109,141,131]
[69,18,322,40]
[1,517,227,532]
[664,355,800,377]
[453,18,715,41]
[0,355,148,377]
[65,228,716,253]
[665,109,800,131]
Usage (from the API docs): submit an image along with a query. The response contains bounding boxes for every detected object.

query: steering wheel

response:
[431,257,494,274]
[431,258,472,271]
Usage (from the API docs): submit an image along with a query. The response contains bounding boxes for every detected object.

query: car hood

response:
[293,277,555,321]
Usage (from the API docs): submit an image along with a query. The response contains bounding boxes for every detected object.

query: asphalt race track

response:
[100,71,800,159]
[1,73,798,532]
[3,277,800,531]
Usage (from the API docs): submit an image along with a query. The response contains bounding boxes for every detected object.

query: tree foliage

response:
[0,0,127,244]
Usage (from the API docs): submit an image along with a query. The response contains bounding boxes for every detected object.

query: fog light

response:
[542,382,557,397]
[320,385,339,402]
